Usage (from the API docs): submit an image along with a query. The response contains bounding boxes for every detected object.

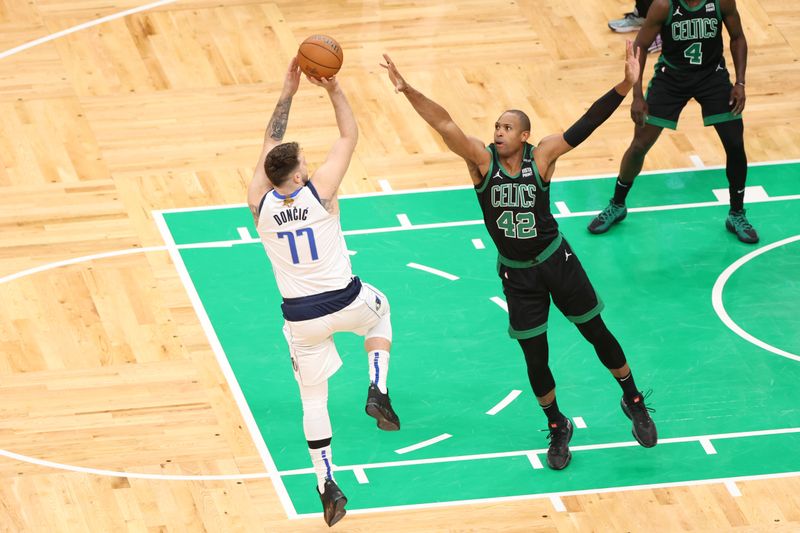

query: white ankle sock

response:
[309,445,334,493]
[368,350,390,393]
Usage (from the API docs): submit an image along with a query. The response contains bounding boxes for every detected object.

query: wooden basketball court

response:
[1,0,799,531]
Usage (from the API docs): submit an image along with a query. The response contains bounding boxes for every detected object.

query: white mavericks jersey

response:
[256,182,353,299]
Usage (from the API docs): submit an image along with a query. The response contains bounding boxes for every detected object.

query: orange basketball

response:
[297,34,343,79]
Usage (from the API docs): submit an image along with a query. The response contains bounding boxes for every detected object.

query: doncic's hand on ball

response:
[296,34,343,79]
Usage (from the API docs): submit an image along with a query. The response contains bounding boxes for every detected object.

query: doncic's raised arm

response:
[247,57,301,224]
[305,75,358,215]
[381,54,491,184]
[533,40,641,182]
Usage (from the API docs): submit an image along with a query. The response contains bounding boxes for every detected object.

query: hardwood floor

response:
[1,1,799,530]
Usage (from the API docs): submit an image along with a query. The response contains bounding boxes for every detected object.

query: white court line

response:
[486,390,522,415]
[0,0,176,60]
[395,434,452,455]
[0,246,167,285]
[236,226,253,240]
[396,213,412,227]
[550,495,567,512]
[378,179,393,192]
[406,262,460,281]
[152,213,298,518]
[0,172,797,494]
[281,425,800,476]
[554,201,571,215]
[333,158,800,199]
[712,185,770,204]
[690,154,706,168]
[490,296,508,312]
[153,158,800,212]
[353,467,369,484]
[334,470,800,520]
[573,417,587,429]
[0,448,269,481]
[472,238,485,249]
[700,438,717,455]
[725,480,742,497]
[526,453,544,470]
[337,193,800,238]
[711,235,800,362]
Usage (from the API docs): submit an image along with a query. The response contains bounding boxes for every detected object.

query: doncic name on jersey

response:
[273,205,309,226]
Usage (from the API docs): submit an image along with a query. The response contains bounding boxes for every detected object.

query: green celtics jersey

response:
[661,0,724,70]
[475,143,559,262]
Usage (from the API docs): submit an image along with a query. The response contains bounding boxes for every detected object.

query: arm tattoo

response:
[268,97,292,142]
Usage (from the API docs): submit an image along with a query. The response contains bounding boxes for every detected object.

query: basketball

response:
[297,34,343,79]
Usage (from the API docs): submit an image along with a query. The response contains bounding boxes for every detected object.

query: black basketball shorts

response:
[644,56,741,130]
[498,237,604,340]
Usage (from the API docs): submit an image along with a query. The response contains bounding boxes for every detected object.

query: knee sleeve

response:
[518,334,556,398]
[714,121,747,186]
[576,316,627,370]
[298,380,332,442]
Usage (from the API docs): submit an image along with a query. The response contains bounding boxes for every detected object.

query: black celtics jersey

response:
[661,0,723,71]
[475,143,559,262]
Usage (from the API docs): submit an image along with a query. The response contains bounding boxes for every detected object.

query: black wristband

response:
[563,87,625,148]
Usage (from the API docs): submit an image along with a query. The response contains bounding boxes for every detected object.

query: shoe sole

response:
[325,495,347,527]
[725,219,759,244]
[588,210,627,234]
[608,24,641,33]
[546,450,572,470]
[365,403,400,431]
[621,399,657,448]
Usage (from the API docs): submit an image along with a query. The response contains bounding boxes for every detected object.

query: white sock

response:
[309,445,334,493]
[368,350,390,394]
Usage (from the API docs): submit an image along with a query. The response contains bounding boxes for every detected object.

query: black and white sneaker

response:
[546,418,574,470]
[317,479,347,527]
[621,392,658,448]
[365,384,400,431]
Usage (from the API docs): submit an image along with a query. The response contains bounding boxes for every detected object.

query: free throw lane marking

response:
[237,227,253,240]
[700,438,717,455]
[395,434,452,455]
[573,417,587,429]
[486,390,522,415]
[353,467,369,484]
[554,201,571,215]
[490,296,508,312]
[378,179,393,192]
[472,238,486,249]
[527,453,544,470]
[396,214,412,227]
[712,185,769,203]
[406,262,460,281]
